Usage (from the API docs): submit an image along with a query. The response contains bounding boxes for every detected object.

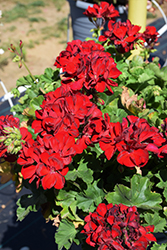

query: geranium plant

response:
[1,1,167,250]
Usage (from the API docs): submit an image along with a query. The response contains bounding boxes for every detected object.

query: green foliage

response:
[144,212,166,233]
[17,188,47,221]
[65,158,94,184]
[11,67,61,123]
[114,56,167,126]
[106,174,162,210]
[55,219,79,250]
[29,1,45,7]
[76,180,105,212]
[151,242,167,250]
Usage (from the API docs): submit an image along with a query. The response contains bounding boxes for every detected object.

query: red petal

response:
[54,173,65,189]
[96,203,107,217]
[21,165,36,179]
[42,173,56,189]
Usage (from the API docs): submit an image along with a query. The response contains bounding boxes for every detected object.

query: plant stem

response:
[21,59,38,83]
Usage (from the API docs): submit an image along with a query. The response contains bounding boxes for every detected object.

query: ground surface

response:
[0,0,167,94]
[0,0,69,93]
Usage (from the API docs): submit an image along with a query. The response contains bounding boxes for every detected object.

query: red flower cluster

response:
[81,203,156,250]
[32,86,102,138]
[99,115,165,168]
[99,19,143,53]
[142,26,159,49]
[0,115,20,161]
[55,40,121,93]
[18,86,105,189]
[18,131,77,189]
[83,2,119,28]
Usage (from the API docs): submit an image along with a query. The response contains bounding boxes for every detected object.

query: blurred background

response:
[0,0,68,94]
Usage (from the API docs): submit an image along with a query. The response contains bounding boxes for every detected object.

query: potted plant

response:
[1,1,167,249]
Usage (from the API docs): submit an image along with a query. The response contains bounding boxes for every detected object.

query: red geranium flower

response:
[81,202,156,250]
[83,2,119,29]
[32,86,97,137]
[18,131,76,190]
[99,20,142,54]
[99,115,165,167]
[142,26,159,49]
[55,40,121,93]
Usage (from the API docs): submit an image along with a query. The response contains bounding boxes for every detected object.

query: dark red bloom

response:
[142,26,159,49]
[55,40,121,94]
[17,131,77,190]
[81,203,156,250]
[32,86,98,138]
[83,2,119,28]
[99,115,165,167]
[99,20,142,54]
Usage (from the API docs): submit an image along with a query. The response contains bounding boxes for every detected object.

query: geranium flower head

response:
[55,40,121,94]
[99,19,142,54]
[83,2,119,29]
[99,115,165,168]
[81,202,156,250]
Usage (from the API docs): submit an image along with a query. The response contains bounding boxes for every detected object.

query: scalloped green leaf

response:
[77,180,105,212]
[106,174,162,210]
[138,71,154,83]
[55,219,78,250]
[144,212,166,233]
[30,95,44,110]
[155,170,167,189]
[16,74,34,87]
[16,192,47,221]
[151,242,167,250]
[66,159,93,185]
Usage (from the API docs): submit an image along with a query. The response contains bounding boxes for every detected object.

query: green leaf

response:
[65,169,78,182]
[57,190,78,207]
[55,219,78,250]
[138,71,154,83]
[19,94,29,104]
[11,88,21,98]
[16,192,47,221]
[66,159,93,185]
[129,66,144,76]
[16,75,34,87]
[30,95,44,110]
[151,242,167,250]
[57,190,84,223]
[77,159,93,184]
[27,89,38,99]
[144,212,166,233]
[155,170,167,189]
[40,68,54,83]
[77,180,105,212]
[106,174,162,210]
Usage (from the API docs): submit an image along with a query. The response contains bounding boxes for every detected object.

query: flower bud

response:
[5,138,12,146]
[0,136,6,142]
[19,40,23,49]
[3,127,14,133]
[7,142,14,153]
[9,44,16,53]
